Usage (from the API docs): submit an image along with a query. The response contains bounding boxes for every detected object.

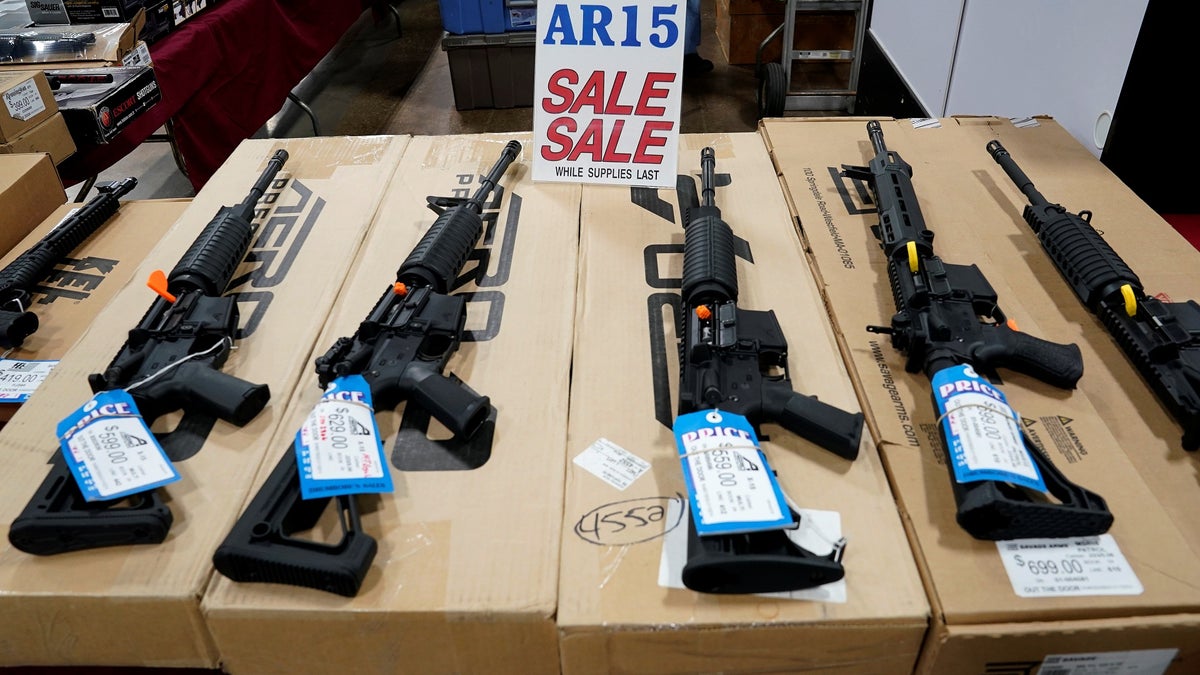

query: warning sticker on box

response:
[574,437,650,490]
[997,535,1143,598]
[0,359,57,402]
[3,79,46,122]
[1037,648,1177,675]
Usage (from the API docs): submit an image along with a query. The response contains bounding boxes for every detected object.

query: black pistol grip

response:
[397,207,483,294]
[976,327,1084,389]
[8,459,172,555]
[138,361,270,427]
[765,386,863,460]
[0,308,37,349]
[681,513,845,594]
[404,368,490,439]
[213,451,377,597]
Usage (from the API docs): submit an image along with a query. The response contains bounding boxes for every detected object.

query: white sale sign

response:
[532,1,684,187]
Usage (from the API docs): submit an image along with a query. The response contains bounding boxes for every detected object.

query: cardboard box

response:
[201,133,579,675]
[0,153,67,258]
[172,0,211,27]
[0,71,57,142]
[0,112,77,164]
[557,132,929,675]
[141,0,174,44]
[763,116,1200,674]
[0,135,408,667]
[0,198,189,421]
[50,65,160,144]
[61,0,145,23]
[715,0,856,66]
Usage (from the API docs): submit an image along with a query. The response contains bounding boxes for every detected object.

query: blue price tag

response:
[57,389,178,501]
[931,364,1046,491]
[295,375,393,500]
[674,409,793,536]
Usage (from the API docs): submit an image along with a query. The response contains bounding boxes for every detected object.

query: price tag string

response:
[677,442,761,461]
[781,492,848,561]
[934,400,1014,427]
[125,337,231,394]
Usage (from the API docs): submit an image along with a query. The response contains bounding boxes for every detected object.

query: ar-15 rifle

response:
[212,140,522,597]
[987,140,1200,451]
[676,147,863,594]
[0,177,136,348]
[0,31,95,62]
[840,121,1112,540]
[8,151,287,555]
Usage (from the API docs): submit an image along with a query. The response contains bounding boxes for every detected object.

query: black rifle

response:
[0,177,136,348]
[988,141,1200,451]
[212,140,522,597]
[0,31,95,62]
[47,72,115,91]
[840,121,1112,540]
[677,147,863,594]
[8,151,287,555]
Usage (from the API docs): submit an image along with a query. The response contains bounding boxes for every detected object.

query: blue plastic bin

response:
[440,0,507,34]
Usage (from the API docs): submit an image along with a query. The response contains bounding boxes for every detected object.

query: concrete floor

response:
[82,0,845,201]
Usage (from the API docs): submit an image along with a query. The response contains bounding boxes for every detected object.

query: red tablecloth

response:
[56,0,367,191]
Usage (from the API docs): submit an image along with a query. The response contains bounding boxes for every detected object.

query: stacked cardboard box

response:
[0,71,75,164]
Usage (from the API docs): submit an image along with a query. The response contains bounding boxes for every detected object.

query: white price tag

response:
[945,391,1037,481]
[574,437,650,490]
[64,415,173,498]
[674,410,792,535]
[57,390,178,501]
[997,535,1143,598]
[1037,649,1177,675]
[294,375,392,499]
[300,397,384,481]
[0,359,57,402]
[657,498,847,603]
[933,365,1046,491]
[4,78,46,122]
